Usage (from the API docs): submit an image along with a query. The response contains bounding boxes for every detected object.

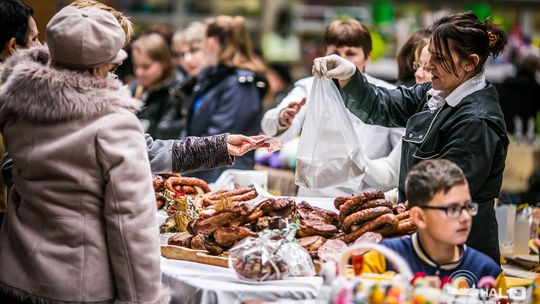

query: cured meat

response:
[165,176,211,193]
[298,235,327,258]
[317,239,348,262]
[339,199,393,221]
[213,226,256,248]
[296,201,338,238]
[258,197,296,219]
[168,231,193,247]
[342,213,399,243]
[341,206,392,233]
[192,203,258,235]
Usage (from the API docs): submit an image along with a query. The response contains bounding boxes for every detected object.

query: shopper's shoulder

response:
[233,68,258,83]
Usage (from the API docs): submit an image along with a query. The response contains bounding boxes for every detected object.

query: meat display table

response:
[161,257,322,304]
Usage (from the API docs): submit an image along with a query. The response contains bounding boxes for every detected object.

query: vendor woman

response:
[313,12,508,263]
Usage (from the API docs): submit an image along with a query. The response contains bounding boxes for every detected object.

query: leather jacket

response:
[341,70,509,262]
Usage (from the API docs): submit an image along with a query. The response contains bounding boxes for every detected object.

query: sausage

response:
[338,190,385,217]
[181,186,197,194]
[339,198,392,221]
[204,189,229,199]
[349,189,385,204]
[373,223,398,237]
[206,187,253,200]
[342,213,398,243]
[396,210,410,221]
[202,197,216,208]
[334,196,352,209]
[165,176,211,193]
[338,199,359,218]
[394,219,416,235]
[341,206,392,233]
[228,189,258,202]
[393,203,408,215]
[361,199,393,210]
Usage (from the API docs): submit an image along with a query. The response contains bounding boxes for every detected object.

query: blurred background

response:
[27,0,540,81]
[25,0,540,202]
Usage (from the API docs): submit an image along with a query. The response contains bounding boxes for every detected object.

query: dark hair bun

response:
[485,20,507,58]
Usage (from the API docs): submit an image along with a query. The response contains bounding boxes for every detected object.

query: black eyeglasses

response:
[420,202,478,219]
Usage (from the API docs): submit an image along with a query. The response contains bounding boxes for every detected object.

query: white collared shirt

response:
[426,73,486,111]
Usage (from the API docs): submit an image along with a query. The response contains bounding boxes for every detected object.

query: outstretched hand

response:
[226,134,268,156]
[278,97,306,128]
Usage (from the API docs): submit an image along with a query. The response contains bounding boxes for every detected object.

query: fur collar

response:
[0,46,141,122]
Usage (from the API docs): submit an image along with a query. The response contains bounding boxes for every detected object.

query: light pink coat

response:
[0,46,169,304]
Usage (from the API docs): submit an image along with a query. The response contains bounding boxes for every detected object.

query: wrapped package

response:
[228,221,315,281]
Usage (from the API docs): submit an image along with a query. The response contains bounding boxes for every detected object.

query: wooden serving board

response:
[161,245,229,268]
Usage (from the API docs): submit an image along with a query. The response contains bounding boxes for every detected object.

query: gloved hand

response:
[312,54,356,80]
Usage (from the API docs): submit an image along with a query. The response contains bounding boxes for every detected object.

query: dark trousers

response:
[466,200,500,264]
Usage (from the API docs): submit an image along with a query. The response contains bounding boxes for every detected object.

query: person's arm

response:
[341,69,428,128]
[96,113,167,303]
[312,55,427,128]
[362,140,402,191]
[146,133,232,174]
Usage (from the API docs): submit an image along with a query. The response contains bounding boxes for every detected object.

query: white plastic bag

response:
[295,76,365,189]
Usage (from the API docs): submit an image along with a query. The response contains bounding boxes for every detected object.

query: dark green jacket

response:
[341,69,509,262]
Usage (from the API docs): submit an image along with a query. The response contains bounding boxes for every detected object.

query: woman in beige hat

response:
[0,6,171,303]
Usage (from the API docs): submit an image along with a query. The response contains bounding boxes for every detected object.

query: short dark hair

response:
[323,19,371,59]
[428,11,507,77]
[405,159,467,207]
[0,0,33,51]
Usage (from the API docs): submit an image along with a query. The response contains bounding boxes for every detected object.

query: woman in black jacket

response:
[185,16,267,182]
[131,33,187,139]
[313,12,508,263]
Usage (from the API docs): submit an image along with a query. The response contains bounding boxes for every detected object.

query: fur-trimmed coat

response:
[0,46,169,304]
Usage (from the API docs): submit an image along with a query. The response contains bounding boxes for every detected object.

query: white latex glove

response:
[312,54,356,80]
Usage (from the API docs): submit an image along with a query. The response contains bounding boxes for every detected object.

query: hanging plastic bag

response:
[295,76,365,189]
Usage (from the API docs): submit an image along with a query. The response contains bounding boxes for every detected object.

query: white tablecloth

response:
[161,257,322,304]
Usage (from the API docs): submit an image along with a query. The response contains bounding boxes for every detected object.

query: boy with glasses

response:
[362,159,506,291]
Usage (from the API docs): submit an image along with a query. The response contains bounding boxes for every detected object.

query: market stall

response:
[154,172,539,304]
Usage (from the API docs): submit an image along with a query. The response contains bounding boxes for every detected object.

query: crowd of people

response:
[0,0,537,303]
